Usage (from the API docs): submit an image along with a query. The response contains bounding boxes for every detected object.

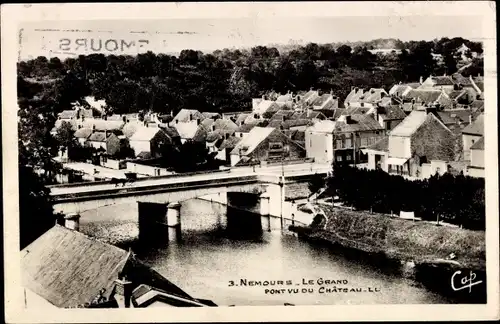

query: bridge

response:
[49,162,332,240]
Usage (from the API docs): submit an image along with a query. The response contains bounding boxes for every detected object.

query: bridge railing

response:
[51,175,262,201]
[48,168,232,188]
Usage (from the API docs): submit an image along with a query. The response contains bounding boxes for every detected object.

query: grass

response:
[309,205,486,270]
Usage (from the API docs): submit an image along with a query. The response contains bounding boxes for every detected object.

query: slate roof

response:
[88,131,113,142]
[430,76,455,86]
[74,127,93,139]
[307,120,337,133]
[366,136,389,152]
[341,106,371,115]
[462,113,484,136]
[173,122,200,139]
[377,105,407,120]
[311,94,334,107]
[389,111,429,137]
[83,120,125,132]
[122,123,138,138]
[236,121,259,133]
[269,110,295,121]
[59,110,77,119]
[201,112,221,119]
[405,89,443,104]
[230,127,275,156]
[276,93,293,102]
[470,136,484,150]
[448,90,467,101]
[318,108,344,120]
[129,127,164,142]
[235,113,250,125]
[470,100,484,110]
[451,73,474,86]
[21,225,130,308]
[219,136,241,150]
[335,114,384,133]
[358,88,388,103]
[172,109,205,123]
[320,98,339,110]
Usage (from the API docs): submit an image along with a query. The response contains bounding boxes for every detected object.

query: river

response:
[79,198,450,306]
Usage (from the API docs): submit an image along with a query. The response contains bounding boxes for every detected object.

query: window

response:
[269,142,284,151]
[361,137,368,147]
[336,155,342,162]
[309,138,312,147]
[471,139,475,144]
[336,139,343,149]
[345,138,352,148]
[346,155,352,161]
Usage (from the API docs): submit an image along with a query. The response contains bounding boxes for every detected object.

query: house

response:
[418,75,455,92]
[234,121,260,139]
[467,136,484,178]
[87,131,121,156]
[170,109,205,125]
[201,112,221,120]
[309,92,339,110]
[344,88,389,108]
[304,120,337,163]
[253,98,280,116]
[331,114,385,164]
[74,127,93,145]
[462,113,484,161]
[222,110,252,120]
[404,89,452,109]
[367,105,407,131]
[389,83,420,98]
[217,135,241,163]
[58,110,78,120]
[361,136,389,172]
[387,109,455,178]
[21,224,214,308]
[304,114,384,165]
[229,127,305,166]
[172,119,203,143]
[129,127,172,158]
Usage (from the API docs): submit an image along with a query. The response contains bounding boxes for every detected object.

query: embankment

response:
[290,205,486,303]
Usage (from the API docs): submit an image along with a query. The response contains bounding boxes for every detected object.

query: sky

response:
[18,10,486,60]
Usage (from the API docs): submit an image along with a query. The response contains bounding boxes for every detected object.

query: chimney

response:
[345,115,352,124]
[189,114,192,121]
[307,108,311,118]
[92,125,96,131]
[64,213,80,231]
[113,275,133,308]
[419,76,423,84]
[262,95,266,100]
[469,115,473,124]
[330,89,333,96]
[211,124,215,132]
[175,119,179,124]
[225,132,230,140]
[282,115,286,122]
[196,119,201,126]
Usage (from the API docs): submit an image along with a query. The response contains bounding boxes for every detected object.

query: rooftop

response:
[462,113,484,136]
[231,127,275,156]
[470,136,484,150]
[389,111,429,137]
[129,127,163,142]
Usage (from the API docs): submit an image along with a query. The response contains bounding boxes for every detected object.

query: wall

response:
[470,148,484,168]
[23,288,59,309]
[388,136,411,158]
[462,134,482,161]
[129,140,151,157]
[467,166,485,178]
[305,131,332,163]
[411,115,455,162]
[101,159,122,170]
[107,135,121,156]
[250,130,305,163]
[126,162,172,176]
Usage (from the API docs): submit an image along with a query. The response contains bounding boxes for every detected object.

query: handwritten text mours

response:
[451,270,483,293]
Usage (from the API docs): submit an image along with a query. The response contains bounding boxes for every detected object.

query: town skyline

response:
[19,15,484,60]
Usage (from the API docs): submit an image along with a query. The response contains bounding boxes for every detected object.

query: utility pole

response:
[352,132,356,167]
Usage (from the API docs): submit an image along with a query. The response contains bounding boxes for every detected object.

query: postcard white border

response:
[2,1,499,322]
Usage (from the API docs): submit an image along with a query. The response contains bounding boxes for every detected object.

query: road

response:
[49,162,333,196]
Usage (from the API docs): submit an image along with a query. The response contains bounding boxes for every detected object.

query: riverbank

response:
[289,205,487,303]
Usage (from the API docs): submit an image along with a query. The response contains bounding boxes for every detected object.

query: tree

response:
[308,173,326,195]
[19,165,58,249]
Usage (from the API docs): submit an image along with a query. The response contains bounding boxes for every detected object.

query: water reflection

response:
[80,198,450,306]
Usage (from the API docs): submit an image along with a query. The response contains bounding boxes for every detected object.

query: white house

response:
[304,120,337,163]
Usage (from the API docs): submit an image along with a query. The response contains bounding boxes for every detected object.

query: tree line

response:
[325,164,485,230]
